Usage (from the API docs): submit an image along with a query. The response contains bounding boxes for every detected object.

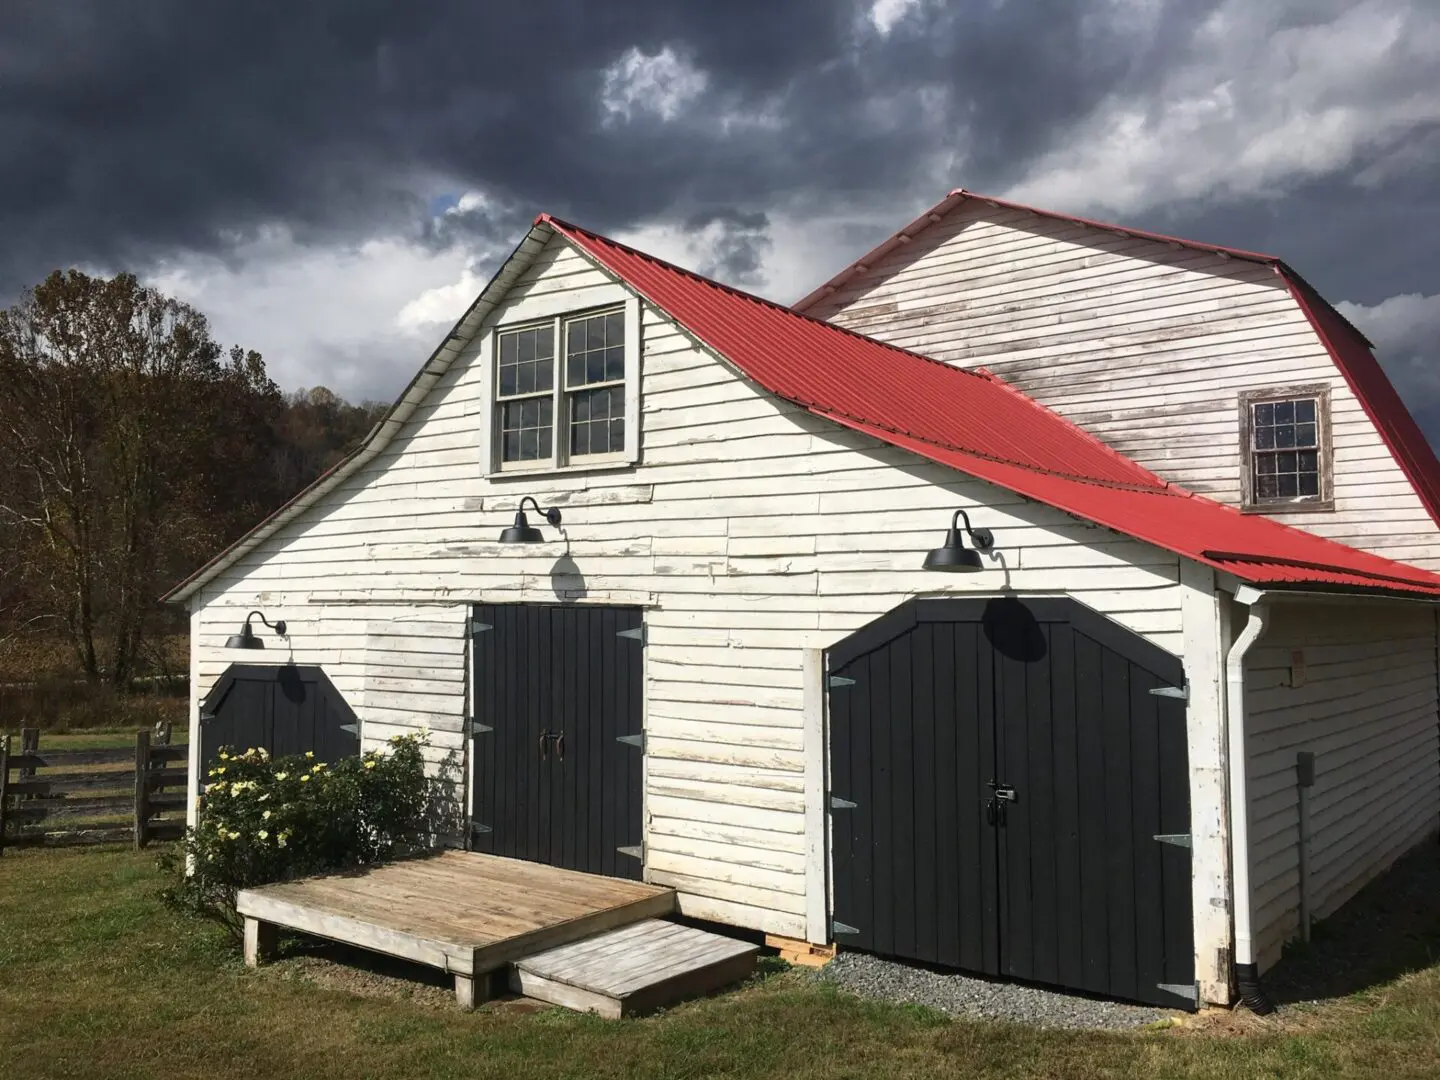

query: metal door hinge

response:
[616,733,645,749]
[1154,833,1192,848]
[469,618,493,634]
[199,710,216,723]
[830,795,857,810]
[1157,982,1199,1004]
[470,822,493,835]
[1149,683,1188,701]
[828,675,856,688]
[832,920,859,936]
[467,718,494,736]
[339,723,358,735]
[617,625,647,645]
[617,844,643,860]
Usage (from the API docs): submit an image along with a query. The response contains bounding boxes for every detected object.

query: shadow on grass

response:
[1264,841,1440,1006]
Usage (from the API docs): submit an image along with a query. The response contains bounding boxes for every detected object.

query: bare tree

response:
[0,271,278,684]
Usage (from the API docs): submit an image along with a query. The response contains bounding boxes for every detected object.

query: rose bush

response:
[160,733,438,936]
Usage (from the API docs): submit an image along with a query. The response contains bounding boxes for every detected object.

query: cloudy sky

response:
[2,0,1437,438]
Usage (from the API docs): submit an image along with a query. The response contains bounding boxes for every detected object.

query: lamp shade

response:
[224,611,286,648]
[498,510,546,544]
[922,527,986,572]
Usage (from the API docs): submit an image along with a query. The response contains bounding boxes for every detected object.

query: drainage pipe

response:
[1225,594,1275,1014]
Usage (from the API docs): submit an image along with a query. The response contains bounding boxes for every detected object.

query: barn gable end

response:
[801,195,1440,569]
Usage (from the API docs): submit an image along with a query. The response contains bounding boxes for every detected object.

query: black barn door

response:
[199,663,359,770]
[470,603,645,880]
[828,596,1194,1009]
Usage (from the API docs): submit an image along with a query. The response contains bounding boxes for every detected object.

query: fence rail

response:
[0,725,187,852]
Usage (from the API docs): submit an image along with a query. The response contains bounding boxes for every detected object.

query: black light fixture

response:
[498,496,563,544]
[922,509,995,572]
[224,610,288,649]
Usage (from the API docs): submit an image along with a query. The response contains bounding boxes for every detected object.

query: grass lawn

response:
[1,847,1439,1079]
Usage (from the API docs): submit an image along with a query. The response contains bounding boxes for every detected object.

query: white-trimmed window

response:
[484,298,639,475]
[1239,385,1333,512]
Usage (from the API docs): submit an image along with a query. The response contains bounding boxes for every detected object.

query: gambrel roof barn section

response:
[171,196,1440,1013]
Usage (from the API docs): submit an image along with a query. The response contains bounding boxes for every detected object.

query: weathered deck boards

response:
[236,851,676,1007]
[510,918,759,1018]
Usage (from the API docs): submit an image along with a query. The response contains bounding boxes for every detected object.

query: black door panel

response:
[471,603,644,881]
[828,596,1194,1009]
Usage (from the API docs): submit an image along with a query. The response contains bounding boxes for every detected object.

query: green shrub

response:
[160,733,437,937]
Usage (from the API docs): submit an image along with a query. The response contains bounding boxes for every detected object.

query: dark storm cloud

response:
[0,0,1222,293]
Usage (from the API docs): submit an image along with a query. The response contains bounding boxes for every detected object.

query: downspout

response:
[1226,592,1274,1014]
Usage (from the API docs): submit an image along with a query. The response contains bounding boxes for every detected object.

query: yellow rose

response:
[262,810,272,820]
[258,830,270,841]
[300,775,311,783]
[364,760,377,770]
[305,751,315,760]
[274,772,288,781]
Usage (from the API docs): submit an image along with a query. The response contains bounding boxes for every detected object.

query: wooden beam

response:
[243,917,278,968]
[802,648,829,945]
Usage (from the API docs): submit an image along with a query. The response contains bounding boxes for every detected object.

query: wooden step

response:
[509,919,759,1018]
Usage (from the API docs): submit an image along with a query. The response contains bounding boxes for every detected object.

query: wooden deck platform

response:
[236,851,676,1007]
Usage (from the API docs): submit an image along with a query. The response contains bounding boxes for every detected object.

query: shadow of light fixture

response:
[922,509,995,572]
[224,610,288,649]
[499,496,563,544]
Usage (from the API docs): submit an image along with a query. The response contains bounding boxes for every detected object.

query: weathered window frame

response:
[480,296,641,477]
[1238,384,1334,513]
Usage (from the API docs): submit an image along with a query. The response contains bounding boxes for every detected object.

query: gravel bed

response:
[814,953,1179,1029]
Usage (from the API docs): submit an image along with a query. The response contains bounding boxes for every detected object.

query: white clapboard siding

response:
[809,203,1440,568]
[190,231,1187,938]
[1244,601,1440,971]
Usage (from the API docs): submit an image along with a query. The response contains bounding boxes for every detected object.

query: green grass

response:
[2,848,1440,1078]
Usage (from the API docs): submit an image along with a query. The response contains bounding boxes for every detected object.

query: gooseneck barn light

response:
[922,509,995,572]
[498,496,563,544]
[224,610,288,649]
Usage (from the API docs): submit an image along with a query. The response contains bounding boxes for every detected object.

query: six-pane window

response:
[496,324,555,463]
[565,310,626,457]
[495,308,627,467]
[1251,397,1320,500]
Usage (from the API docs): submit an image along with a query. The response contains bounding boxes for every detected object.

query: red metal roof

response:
[547,215,1440,599]
[791,189,1440,537]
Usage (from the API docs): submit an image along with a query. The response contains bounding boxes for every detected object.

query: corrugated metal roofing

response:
[790,188,1440,536]
[548,215,1440,599]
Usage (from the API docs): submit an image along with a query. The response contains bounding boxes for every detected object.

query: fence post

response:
[0,734,10,856]
[134,729,151,850]
[19,729,38,799]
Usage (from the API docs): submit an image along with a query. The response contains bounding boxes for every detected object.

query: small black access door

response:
[470,603,645,880]
[827,596,1195,1009]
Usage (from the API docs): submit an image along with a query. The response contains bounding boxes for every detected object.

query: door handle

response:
[539,730,551,760]
[553,730,565,762]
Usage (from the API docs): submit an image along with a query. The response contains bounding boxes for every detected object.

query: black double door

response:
[469,604,645,881]
[828,597,1195,1009]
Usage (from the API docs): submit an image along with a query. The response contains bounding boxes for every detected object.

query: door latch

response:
[985,782,1017,827]
[537,730,565,761]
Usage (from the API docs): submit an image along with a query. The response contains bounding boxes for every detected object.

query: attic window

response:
[1239,386,1333,512]
[484,298,640,475]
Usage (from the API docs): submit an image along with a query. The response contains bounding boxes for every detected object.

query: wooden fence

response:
[0,725,187,852]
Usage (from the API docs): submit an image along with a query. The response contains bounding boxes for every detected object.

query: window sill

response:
[1240,499,1335,515]
[486,455,637,481]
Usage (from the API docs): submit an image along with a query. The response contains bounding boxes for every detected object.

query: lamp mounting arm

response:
[950,509,995,551]
[517,496,562,527]
[245,610,288,637]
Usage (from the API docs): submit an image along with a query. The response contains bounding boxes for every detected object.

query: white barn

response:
[168,198,1440,1012]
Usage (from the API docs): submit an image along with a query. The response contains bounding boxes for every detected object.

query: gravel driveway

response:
[814,953,1180,1029]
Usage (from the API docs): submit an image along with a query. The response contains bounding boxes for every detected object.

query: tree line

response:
[0,270,387,684]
